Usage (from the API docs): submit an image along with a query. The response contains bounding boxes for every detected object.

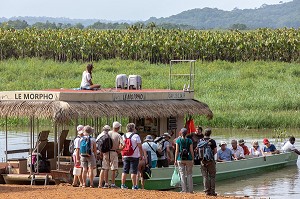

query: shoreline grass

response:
[0,58,299,128]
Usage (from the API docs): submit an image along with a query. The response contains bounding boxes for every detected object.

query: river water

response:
[0,128,299,198]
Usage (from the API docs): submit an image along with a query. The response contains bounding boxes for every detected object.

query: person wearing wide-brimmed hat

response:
[80,125,97,188]
[142,135,158,168]
[137,135,157,189]
[72,125,84,187]
[250,140,264,157]
[238,139,250,156]
[217,141,236,162]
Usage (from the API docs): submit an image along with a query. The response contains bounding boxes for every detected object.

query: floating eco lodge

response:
[0,60,297,189]
[0,60,211,185]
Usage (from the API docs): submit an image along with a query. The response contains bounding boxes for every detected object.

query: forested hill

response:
[146,0,300,29]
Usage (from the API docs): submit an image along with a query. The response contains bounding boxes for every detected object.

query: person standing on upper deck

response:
[80,63,100,90]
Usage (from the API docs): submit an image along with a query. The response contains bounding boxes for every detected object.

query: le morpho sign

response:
[15,93,55,100]
[0,91,59,101]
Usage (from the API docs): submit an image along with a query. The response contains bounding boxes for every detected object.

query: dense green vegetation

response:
[147,0,300,29]
[0,28,299,63]
[0,58,299,128]
[0,20,194,30]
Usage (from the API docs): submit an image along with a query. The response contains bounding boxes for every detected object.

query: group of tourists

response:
[70,122,300,196]
[216,138,281,162]
[71,121,174,190]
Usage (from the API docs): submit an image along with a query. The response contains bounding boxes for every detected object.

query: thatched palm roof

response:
[0,99,213,123]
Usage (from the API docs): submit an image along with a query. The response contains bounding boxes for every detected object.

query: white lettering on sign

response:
[168,92,186,99]
[14,93,55,100]
[123,93,145,101]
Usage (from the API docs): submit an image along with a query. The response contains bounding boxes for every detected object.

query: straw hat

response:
[77,125,84,134]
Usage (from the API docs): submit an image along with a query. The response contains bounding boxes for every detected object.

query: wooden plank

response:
[5,149,30,154]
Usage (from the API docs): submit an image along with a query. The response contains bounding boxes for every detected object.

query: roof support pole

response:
[75,118,78,137]
[5,116,8,163]
[29,117,33,175]
[54,124,57,170]
[57,125,61,170]
[33,117,39,174]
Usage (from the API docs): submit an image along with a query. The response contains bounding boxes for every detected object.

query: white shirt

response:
[122,132,141,158]
[73,136,81,156]
[250,146,263,157]
[230,145,245,159]
[80,71,91,87]
[282,141,296,152]
[142,141,158,161]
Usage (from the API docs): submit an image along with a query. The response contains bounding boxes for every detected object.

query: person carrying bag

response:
[174,128,194,193]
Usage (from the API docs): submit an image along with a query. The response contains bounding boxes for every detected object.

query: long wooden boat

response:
[91,152,298,190]
[2,173,55,185]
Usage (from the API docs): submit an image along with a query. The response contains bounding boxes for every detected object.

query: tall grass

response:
[0,58,299,128]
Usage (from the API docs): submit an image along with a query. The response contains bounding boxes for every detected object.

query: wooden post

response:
[54,124,58,170]
[5,116,8,163]
[29,117,33,175]
[57,125,61,170]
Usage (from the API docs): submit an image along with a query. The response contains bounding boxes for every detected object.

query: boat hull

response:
[2,174,55,185]
[91,152,298,190]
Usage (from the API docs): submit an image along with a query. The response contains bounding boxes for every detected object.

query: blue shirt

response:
[217,148,233,161]
[263,144,277,152]
[176,137,193,161]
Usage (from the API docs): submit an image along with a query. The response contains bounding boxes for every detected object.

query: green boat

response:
[92,152,298,190]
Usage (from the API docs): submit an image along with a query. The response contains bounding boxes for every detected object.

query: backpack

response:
[197,138,214,161]
[80,136,92,157]
[142,165,152,179]
[121,133,137,156]
[69,136,80,154]
[179,138,190,160]
[156,140,166,157]
[97,133,113,153]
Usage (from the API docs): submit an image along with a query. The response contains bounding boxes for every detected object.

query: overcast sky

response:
[0,0,292,21]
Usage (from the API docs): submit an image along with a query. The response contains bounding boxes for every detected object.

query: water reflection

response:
[211,165,299,198]
[0,128,299,198]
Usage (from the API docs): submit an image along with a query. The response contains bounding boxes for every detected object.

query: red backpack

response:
[122,133,137,156]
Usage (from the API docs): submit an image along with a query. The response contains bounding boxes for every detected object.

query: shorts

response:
[81,155,96,168]
[157,159,169,168]
[123,157,139,175]
[102,151,119,170]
